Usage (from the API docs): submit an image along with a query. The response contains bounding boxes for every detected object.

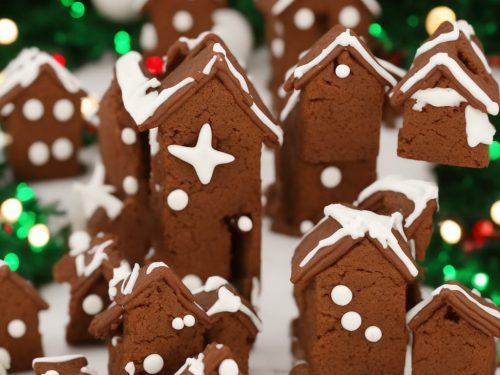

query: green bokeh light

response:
[4,252,20,271]
[16,183,35,202]
[114,31,131,55]
[70,1,85,19]
[442,264,456,281]
[369,23,383,37]
[472,272,489,291]
[60,0,74,7]
[407,15,420,28]
[489,141,500,160]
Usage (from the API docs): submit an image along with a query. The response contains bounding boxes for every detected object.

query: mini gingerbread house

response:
[291,204,418,374]
[114,34,282,299]
[0,260,48,372]
[174,343,243,375]
[390,20,500,168]
[33,354,95,375]
[0,48,87,181]
[90,262,211,374]
[267,26,397,236]
[407,282,500,375]
[193,276,262,373]
[53,232,125,344]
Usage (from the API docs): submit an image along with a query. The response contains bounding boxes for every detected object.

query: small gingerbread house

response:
[174,343,243,375]
[390,20,500,168]
[0,260,48,372]
[194,276,262,373]
[115,34,282,300]
[53,232,124,344]
[90,262,211,374]
[407,282,500,375]
[33,354,95,375]
[0,48,87,181]
[291,204,418,374]
[267,26,397,236]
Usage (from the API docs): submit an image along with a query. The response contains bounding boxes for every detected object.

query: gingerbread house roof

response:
[407,282,500,337]
[115,35,282,145]
[165,32,222,72]
[0,48,86,109]
[174,343,242,375]
[280,26,398,121]
[291,204,418,285]
[258,0,381,17]
[0,260,48,310]
[33,354,95,375]
[193,276,262,335]
[90,262,210,337]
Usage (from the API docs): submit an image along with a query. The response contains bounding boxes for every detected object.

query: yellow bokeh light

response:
[440,219,462,244]
[425,6,456,35]
[0,18,19,45]
[1,198,22,223]
[28,224,50,247]
[490,200,500,225]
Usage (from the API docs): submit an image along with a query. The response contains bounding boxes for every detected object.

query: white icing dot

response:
[183,315,195,327]
[122,176,139,195]
[121,128,137,145]
[53,99,74,122]
[0,103,14,117]
[271,38,285,58]
[321,167,342,188]
[7,319,26,338]
[69,230,91,255]
[140,22,158,52]
[28,141,50,166]
[335,64,351,78]
[51,137,73,161]
[82,294,104,315]
[331,285,353,306]
[218,359,239,375]
[237,216,253,232]
[339,6,361,28]
[143,354,164,374]
[172,317,184,330]
[365,326,382,342]
[172,10,193,32]
[23,99,44,121]
[43,371,58,375]
[182,274,202,291]
[300,220,314,234]
[149,128,160,156]
[341,311,362,331]
[294,8,315,30]
[0,347,11,370]
[167,189,189,211]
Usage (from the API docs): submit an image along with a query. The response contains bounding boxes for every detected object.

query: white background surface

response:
[22,47,477,374]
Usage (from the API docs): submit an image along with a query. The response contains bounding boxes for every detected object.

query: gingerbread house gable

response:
[407,282,500,337]
[33,354,94,375]
[165,32,220,72]
[291,205,418,286]
[174,343,242,375]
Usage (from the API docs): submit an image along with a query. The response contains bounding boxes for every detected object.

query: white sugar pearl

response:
[218,359,239,375]
[140,22,158,52]
[82,294,104,315]
[341,311,362,331]
[122,176,139,195]
[172,10,193,32]
[121,128,137,145]
[183,315,195,327]
[182,274,202,291]
[28,141,50,166]
[321,167,342,188]
[331,285,352,306]
[237,216,253,232]
[172,317,184,330]
[271,38,285,58]
[167,189,189,211]
[365,326,382,342]
[1,103,14,117]
[53,99,74,122]
[0,347,10,369]
[7,319,26,338]
[294,8,315,30]
[69,230,91,255]
[143,354,164,374]
[23,99,44,121]
[300,220,314,234]
[335,64,351,78]
[339,6,361,28]
[51,137,73,160]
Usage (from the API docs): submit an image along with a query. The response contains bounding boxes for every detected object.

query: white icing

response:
[0,130,11,150]
[0,348,9,374]
[167,189,189,211]
[294,8,315,30]
[331,285,352,306]
[51,137,73,161]
[356,176,438,228]
[196,276,227,293]
[111,336,121,346]
[218,359,239,375]
[53,99,74,121]
[172,10,193,32]
[168,124,235,185]
[335,64,351,78]
[237,216,253,232]
[271,38,285,58]
[271,0,295,15]
[172,317,184,330]
[270,0,380,16]
[122,176,139,195]
[464,105,496,147]
[109,260,131,300]
[339,6,361,28]
[411,87,466,111]
[300,220,314,234]
[251,276,261,310]
[320,167,342,188]
[33,355,86,364]
[124,361,135,375]
[177,32,211,51]
[42,371,58,375]
[280,89,300,122]
[146,261,168,274]
[7,319,26,338]
[140,23,158,52]
[0,103,14,117]
[365,326,382,342]
[28,141,50,166]
[75,239,113,277]
[375,58,407,78]
[143,354,164,374]
[182,274,203,291]
[82,294,104,315]
[341,311,362,331]
[149,128,159,156]
[121,263,140,295]
[174,353,205,375]
[145,247,155,260]
[300,205,418,278]
[121,128,137,145]
[183,315,195,327]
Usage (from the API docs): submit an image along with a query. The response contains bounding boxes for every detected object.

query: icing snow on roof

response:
[271,0,381,17]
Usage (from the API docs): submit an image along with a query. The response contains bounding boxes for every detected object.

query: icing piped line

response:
[75,239,113,278]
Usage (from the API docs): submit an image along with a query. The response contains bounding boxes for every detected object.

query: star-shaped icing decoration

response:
[168,124,235,185]
[74,163,124,220]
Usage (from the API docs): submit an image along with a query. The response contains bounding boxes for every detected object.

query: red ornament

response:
[52,53,67,66]
[472,220,494,241]
[145,56,165,75]
[3,224,13,234]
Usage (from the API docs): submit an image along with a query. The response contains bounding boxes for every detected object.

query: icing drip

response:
[411,87,466,111]
[109,260,131,300]
[121,264,140,295]
[146,262,168,274]
[174,353,205,375]
[75,239,113,277]
[464,105,496,147]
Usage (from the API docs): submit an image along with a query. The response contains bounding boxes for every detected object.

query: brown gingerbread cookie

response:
[33,354,95,375]
[174,343,243,375]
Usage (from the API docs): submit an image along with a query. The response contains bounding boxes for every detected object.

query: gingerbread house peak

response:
[174,343,241,375]
[407,282,500,337]
[261,0,381,17]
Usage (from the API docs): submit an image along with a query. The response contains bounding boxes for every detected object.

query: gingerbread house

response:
[291,204,418,374]
[407,282,500,375]
[390,20,500,168]
[53,232,125,344]
[114,34,282,299]
[193,276,262,373]
[0,260,48,372]
[90,262,211,374]
[0,48,87,181]
[33,354,95,375]
[267,26,397,236]
[174,343,243,375]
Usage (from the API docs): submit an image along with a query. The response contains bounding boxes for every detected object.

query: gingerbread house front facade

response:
[0,48,86,181]
[291,204,418,374]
